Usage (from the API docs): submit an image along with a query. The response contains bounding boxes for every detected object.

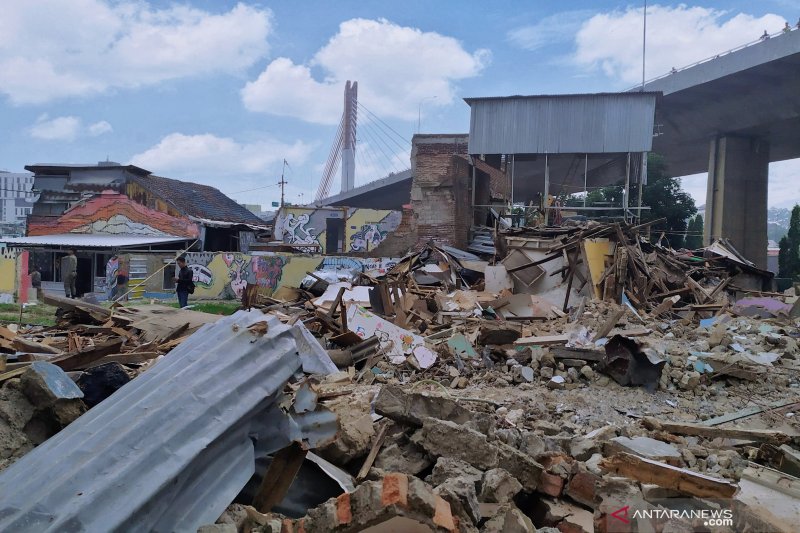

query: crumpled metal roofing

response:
[0,311,338,533]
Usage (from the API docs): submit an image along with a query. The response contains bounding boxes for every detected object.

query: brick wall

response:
[370,206,416,256]
[410,134,471,249]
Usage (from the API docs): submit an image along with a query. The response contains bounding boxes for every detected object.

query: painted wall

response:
[184,252,401,300]
[274,206,401,254]
[0,248,18,299]
[27,191,199,238]
[0,248,401,302]
[0,248,30,302]
[345,207,402,253]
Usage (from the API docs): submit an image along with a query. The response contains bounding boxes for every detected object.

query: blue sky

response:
[1,1,797,208]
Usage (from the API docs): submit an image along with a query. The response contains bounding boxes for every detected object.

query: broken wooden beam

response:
[642,417,791,445]
[592,307,626,341]
[356,421,390,482]
[50,338,126,372]
[600,452,738,499]
[252,441,308,513]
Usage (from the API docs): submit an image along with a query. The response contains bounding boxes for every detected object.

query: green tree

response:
[685,214,704,249]
[565,154,696,248]
[640,154,697,249]
[782,205,800,278]
[778,236,791,278]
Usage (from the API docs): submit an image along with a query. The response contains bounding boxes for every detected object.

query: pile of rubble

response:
[0,220,799,532]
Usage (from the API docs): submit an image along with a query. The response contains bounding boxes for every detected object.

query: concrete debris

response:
[479,468,522,503]
[0,227,799,532]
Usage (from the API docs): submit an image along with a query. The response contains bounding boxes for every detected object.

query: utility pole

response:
[642,0,647,91]
[278,159,288,207]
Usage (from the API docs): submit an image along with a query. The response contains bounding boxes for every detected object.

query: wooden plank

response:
[701,398,800,426]
[0,367,27,383]
[642,417,791,445]
[12,337,61,355]
[356,421,390,482]
[42,293,112,321]
[84,352,161,369]
[600,452,738,499]
[252,442,308,513]
[592,307,626,341]
[514,334,569,346]
[50,338,125,372]
[551,346,606,362]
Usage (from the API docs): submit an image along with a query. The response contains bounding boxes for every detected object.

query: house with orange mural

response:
[0,161,268,298]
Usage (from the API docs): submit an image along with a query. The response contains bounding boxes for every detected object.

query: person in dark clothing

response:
[173,256,194,308]
[30,268,42,289]
[115,270,129,301]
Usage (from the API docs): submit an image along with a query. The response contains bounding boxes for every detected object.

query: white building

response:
[0,171,35,224]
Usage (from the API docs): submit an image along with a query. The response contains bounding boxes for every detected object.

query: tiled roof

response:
[131,174,266,227]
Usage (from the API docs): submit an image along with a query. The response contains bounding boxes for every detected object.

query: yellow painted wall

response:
[183,252,400,300]
[0,249,18,295]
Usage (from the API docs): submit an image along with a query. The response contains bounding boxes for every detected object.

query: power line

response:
[359,121,400,175]
[364,120,407,172]
[227,183,280,195]
[358,103,411,148]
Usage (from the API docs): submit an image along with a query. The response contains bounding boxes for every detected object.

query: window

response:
[163,260,176,290]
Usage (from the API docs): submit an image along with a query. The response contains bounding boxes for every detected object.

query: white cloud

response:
[88,120,113,136]
[574,5,786,85]
[29,115,82,141]
[242,18,489,125]
[28,115,113,141]
[507,10,596,51]
[130,133,313,180]
[0,1,271,104]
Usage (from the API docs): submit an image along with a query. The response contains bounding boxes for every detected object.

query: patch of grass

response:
[0,302,58,327]
[181,301,241,315]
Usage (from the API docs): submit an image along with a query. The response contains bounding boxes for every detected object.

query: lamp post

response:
[417,96,438,133]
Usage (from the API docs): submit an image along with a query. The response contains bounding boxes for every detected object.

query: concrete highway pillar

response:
[705,136,769,269]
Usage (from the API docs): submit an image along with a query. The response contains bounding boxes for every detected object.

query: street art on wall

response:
[349,224,387,252]
[105,256,120,298]
[345,209,402,253]
[274,207,401,254]
[274,207,341,253]
[281,213,320,251]
[183,252,402,300]
[185,252,288,299]
[26,192,199,238]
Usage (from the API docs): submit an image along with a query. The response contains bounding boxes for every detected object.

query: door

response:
[326,218,345,253]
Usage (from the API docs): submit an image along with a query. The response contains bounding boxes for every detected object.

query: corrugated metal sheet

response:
[0,233,190,247]
[0,311,338,533]
[466,93,658,155]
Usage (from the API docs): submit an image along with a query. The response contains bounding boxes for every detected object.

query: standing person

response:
[61,249,78,298]
[115,269,129,301]
[30,268,41,290]
[173,256,194,308]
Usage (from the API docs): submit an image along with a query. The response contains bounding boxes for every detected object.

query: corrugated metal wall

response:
[467,93,657,155]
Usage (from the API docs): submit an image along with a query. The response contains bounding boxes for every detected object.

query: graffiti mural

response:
[186,252,287,299]
[177,252,403,301]
[188,264,214,288]
[275,207,401,254]
[27,192,199,238]
[282,213,320,250]
[105,256,120,298]
[349,224,388,252]
[345,209,402,253]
